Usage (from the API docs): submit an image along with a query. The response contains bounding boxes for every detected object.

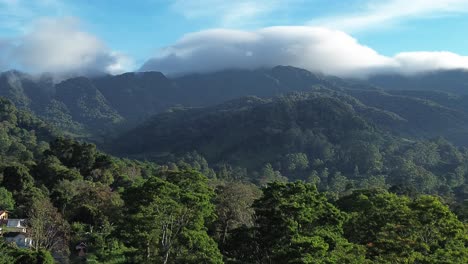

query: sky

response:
[1,0,468,77]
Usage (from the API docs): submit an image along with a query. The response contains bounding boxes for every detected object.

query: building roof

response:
[6,219,26,227]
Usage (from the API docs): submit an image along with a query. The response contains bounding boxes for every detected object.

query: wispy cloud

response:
[170,0,298,27]
[309,0,468,32]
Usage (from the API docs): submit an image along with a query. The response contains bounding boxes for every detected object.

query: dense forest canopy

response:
[1,66,468,263]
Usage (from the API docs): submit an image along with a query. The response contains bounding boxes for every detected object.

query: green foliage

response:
[3,66,468,263]
[2,164,34,193]
[0,187,15,210]
[283,153,309,172]
[251,181,368,264]
[120,170,223,263]
[338,190,468,263]
[54,77,124,128]
[0,97,54,166]
[11,249,55,264]
[0,240,54,264]
[110,92,468,203]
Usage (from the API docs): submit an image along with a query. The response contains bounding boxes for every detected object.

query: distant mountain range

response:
[2,66,468,147]
[367,70,468,94]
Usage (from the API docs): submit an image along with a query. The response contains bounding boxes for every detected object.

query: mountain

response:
[93,71,179,125]
[0,70,53,111]
[111,93,386,165]
[345,89,468,144]
[367,70,468,94]
[3,66,468,146]
[172,66,333,104]
[0,97,57,165]
[116,87,468,163]
[0,66,367,137]
[110,92,468,199]
[2,92,467,263]
[54,77,124,132]
[2,71,468,263]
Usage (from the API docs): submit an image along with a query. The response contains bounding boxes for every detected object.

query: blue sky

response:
[2,0,468,76]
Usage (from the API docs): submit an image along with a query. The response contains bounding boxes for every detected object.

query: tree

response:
[121,170,223,263]
[252,181,368,263]
[70,221,129,263]
[51,179,122,226]
[10,249,55,264]
[344,141,383,174]
[0,187,15,211]
[27,197,70,255]
[306,170,319,184]
[283,153,309,172]
[0,241,15,264]
[33,155,82,188]
[389,159,437,193]
[258,163,287,186]
[1,164,43,216]
[338,190,468,263]
[328,171,351,199]
[0,129,12,157]
[212,182,261,245]
[1,164,34,194]
[47,137,97,175]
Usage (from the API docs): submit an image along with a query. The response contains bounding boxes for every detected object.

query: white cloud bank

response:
[140,26,468,78]
[0,17,132,75]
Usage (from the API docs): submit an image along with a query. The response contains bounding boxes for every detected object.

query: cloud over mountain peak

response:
[141,26,468,77]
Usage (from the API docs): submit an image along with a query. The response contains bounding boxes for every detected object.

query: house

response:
[1,214,33,248]
[3,232,33,248]
[6,219,27,233]
[0,210,7,220]
[0,210,8,225]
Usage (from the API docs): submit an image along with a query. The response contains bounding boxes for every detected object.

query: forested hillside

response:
[2,67,344,137]
[1,98,467,263]
[4,67,468,146]
[2,66,468,263]
[111,92,468,202]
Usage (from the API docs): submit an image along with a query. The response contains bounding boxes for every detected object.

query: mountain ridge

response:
[3,66,468,145]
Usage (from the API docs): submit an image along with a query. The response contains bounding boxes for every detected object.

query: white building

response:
[6,219,27,233]
[3,232,33,248]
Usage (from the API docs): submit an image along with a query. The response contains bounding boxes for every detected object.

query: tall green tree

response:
[1,164,34,194]
[338,190,468,263]
[252,181,368,264]
[0,187,15,211]
[121,170,223,264]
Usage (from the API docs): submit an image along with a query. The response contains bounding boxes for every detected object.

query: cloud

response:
[170,0,295,27]
[310,0,468,32]
[140,26,468,77]
[393,52,468,74]
[1,17,133,75]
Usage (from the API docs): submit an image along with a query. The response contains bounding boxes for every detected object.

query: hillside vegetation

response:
[1,67,468,263]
